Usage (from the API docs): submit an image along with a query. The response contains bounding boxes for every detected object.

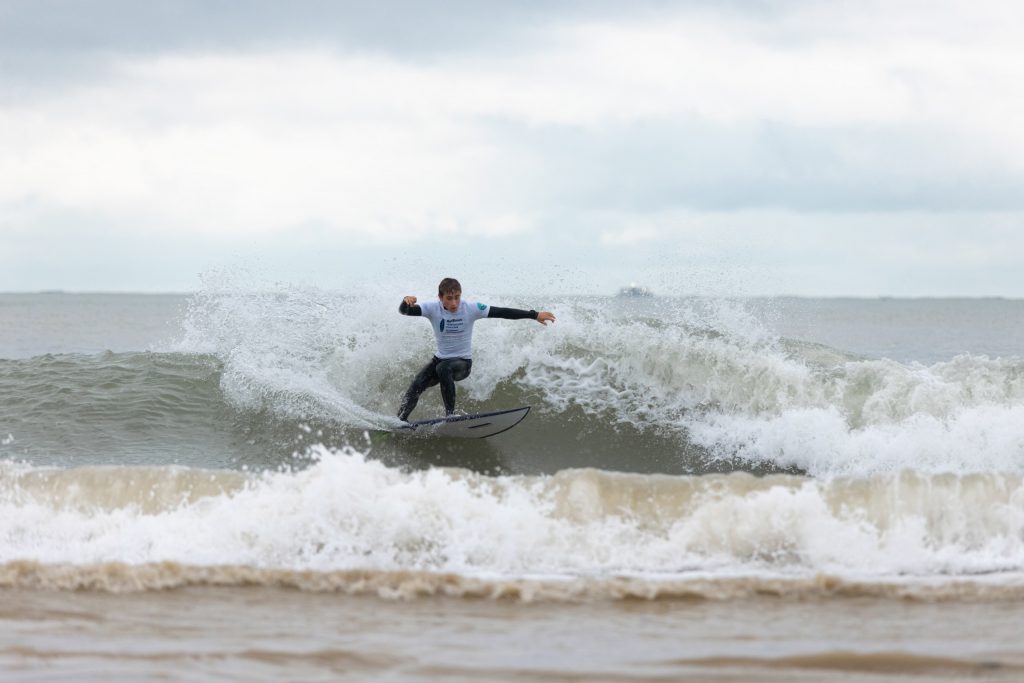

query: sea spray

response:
[5,289,1024,476]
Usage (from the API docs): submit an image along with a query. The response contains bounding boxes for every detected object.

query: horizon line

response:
[2,290,1022,301]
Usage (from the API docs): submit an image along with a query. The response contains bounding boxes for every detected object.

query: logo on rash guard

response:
[477,303,487,310]
[442,317,465,333]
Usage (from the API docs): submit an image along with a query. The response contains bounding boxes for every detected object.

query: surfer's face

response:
[440,290,461,312]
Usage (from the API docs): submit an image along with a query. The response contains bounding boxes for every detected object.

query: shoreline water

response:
[3,586,1023,682]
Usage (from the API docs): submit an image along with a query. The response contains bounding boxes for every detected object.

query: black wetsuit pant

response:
[397,356,473,421]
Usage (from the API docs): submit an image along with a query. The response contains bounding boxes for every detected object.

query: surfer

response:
[397,277,555,422]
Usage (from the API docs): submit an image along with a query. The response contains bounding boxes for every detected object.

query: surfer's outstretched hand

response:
[403,295,418,306]
[537,311,556,325]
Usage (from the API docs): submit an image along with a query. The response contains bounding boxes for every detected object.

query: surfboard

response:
[395,406,530,439]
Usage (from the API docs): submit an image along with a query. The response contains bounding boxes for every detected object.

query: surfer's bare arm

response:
[488,307,556,325]
[399,296,422,316]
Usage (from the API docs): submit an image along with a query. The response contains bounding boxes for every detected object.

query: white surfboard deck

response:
[395,406,530,439]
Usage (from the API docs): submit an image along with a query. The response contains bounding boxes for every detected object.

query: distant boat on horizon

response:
[617,283,654,297]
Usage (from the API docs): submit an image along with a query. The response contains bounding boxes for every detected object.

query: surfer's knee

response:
[453,359,472,381]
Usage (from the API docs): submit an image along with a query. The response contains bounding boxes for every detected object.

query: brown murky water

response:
[2,588,1022,682]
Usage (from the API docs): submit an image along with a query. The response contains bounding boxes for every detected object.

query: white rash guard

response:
[417,299,491,359]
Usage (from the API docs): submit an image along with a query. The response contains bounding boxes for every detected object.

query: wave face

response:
[3,290,1023,477]
[2,450,1023,597]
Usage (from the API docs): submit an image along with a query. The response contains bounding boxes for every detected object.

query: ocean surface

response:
[2,290,1024,681]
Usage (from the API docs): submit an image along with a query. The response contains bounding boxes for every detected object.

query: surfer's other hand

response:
[537,311,556,325]
[404,295,418,306]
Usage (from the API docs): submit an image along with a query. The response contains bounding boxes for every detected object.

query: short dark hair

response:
[438,278,461,296]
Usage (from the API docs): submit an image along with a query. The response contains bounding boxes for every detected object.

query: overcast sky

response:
[2,0,1023,296]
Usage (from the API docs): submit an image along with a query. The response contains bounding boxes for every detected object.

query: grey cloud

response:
[0,0,792,90]
[3,0,520,53]
[0,1,615,67]
[1,0,540,97]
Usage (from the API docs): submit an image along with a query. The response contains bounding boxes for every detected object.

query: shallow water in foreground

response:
[3,587,1023,682]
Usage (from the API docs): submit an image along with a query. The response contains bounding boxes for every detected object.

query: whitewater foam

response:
[689,404,1024,477]
[3,448,1023,585]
